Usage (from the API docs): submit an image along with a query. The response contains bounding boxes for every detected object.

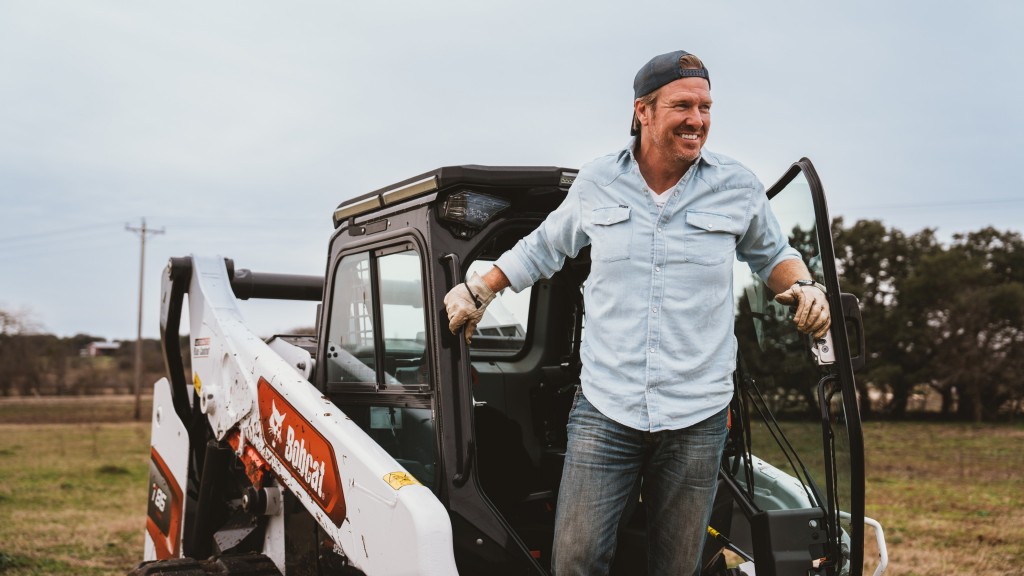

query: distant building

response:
[81,341,121,357]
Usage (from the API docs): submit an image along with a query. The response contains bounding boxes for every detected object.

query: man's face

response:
[636,77,712,166]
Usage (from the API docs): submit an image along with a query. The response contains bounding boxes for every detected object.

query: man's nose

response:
[682,109,703,129]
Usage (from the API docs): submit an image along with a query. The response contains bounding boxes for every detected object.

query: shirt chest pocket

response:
[591,205,632,262]
[683,210,738,266]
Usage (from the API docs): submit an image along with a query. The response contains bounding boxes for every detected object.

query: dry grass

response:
[0,419,150,575]
[861,422,1024,576]
[0,395,153,425]
[1,397,1022,575]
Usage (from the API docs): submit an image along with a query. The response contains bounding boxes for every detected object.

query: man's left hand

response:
[774,283,831,339]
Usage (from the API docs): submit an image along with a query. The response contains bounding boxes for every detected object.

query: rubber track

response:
[127,554,281,575]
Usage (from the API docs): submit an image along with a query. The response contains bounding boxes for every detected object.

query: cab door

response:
[726,158,866,575]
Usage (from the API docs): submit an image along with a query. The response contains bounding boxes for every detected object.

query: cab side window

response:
[326,248,429,389]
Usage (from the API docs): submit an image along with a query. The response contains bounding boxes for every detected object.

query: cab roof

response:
[333,165,577,227]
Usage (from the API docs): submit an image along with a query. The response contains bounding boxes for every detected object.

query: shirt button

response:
[657,227,663,233]
[652,306,658,312]
[649,347,655,353]
[655,266,661,272]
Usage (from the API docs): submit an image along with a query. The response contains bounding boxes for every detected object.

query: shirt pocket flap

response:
[593,205,631,226]
[685,210,738,234]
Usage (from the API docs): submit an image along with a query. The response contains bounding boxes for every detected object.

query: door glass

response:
[326,246,438,491]
[379,250,429,387]
[732,170,855,568]
[326,252,377,384]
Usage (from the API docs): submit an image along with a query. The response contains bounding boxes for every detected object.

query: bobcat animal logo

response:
[268,400,286,447]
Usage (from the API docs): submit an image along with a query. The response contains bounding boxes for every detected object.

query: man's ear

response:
[633,99,649,129]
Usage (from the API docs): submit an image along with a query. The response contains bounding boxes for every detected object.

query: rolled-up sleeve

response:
[494,182,591,292]
[736,184,802,283]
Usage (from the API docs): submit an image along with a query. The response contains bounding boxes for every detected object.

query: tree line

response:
[832,219,1024,422]
[2,219,1023,421]
[0,310,167,397]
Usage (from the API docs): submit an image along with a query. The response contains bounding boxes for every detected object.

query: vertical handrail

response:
[440,253,475,487]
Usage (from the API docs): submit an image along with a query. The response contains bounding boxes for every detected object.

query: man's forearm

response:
[481,266,511,294]
[766,258,814,294]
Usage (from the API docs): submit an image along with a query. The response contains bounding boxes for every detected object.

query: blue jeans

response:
[551,391,728,575]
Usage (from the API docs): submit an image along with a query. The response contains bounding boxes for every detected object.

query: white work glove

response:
[774,281,831,339]
[444,272,496,344]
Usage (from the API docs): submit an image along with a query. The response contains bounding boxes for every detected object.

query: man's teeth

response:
[679,133,699,140]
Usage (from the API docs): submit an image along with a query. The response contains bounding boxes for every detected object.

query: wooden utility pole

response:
[126,218,164,421]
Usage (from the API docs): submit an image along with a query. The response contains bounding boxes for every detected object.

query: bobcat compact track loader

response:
[131,159,888,576]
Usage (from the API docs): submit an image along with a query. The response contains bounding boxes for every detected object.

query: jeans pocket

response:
[570,387,583,412]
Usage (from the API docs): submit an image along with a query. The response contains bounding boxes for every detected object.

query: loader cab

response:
[318,161,867,576]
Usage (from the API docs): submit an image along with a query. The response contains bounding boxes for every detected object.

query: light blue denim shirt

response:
[494,140,800,432]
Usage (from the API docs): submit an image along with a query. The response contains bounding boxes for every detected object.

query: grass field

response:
[861,421,1024,575]
[0,397,152,576]
[1,396,1022,575]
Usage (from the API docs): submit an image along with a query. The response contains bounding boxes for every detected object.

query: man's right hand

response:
[444,271,496,344]
[773,282,830,339]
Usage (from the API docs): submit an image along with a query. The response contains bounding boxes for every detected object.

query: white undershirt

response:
[649,188,670,208]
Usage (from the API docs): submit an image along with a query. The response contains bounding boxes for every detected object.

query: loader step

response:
[127,554,281,576]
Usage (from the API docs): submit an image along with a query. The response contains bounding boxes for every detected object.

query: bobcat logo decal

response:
[268,400,286,447]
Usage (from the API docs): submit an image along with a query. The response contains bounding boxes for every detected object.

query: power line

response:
[0,237,124,262]
[0,220,124,244]
[0,228,123,251]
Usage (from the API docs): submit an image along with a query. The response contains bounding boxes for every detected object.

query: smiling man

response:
[445,50,830,574]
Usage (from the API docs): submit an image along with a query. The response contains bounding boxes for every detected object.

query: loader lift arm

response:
[158,256,325,428]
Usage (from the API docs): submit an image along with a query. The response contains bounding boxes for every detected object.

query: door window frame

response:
[323,237,434,397]
[765,158,866,572]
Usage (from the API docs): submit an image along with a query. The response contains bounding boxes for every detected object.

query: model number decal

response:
[193,337,210,358]
[151,483,168,512]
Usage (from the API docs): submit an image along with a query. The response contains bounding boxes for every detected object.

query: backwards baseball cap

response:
[631,50,710,135]
[633,50,710,99]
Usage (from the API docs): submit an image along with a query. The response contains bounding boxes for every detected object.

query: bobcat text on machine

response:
[131,160,888,576]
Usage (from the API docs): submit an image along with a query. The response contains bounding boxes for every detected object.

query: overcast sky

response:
[1,1,1022,340]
